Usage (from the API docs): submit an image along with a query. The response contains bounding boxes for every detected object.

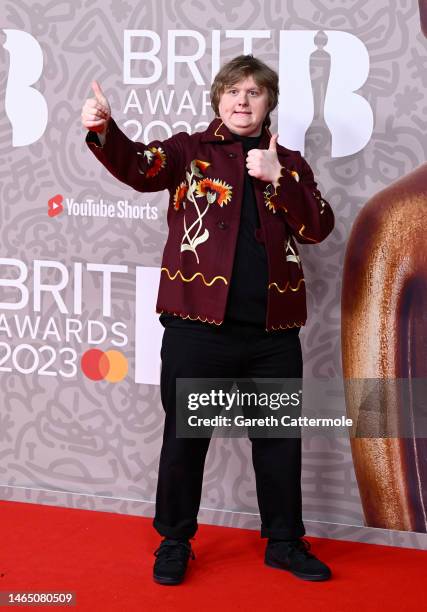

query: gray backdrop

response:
[0,0,426,550]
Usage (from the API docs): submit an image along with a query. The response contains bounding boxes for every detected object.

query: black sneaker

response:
[265,538,331,581]
[153,538,195,585]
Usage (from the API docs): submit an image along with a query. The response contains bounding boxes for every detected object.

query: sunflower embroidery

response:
[193,159,210,173]
[196,178,232,207]
[173,181,188,211]
[263,166,299,213]
[179,159,233,263]
[264,183,278,213]
[143,146,167,178]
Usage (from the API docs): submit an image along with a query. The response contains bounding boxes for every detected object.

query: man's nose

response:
[237,92,249,105]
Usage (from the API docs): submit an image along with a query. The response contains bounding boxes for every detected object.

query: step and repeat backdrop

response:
[0,0,426,547]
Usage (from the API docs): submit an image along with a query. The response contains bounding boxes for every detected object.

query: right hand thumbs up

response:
[81,80,111,134]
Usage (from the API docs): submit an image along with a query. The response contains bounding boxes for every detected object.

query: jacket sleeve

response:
[266,152,335,244]
[85,118,188,193]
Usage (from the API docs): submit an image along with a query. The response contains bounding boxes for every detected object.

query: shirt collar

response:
[201,117,272,148]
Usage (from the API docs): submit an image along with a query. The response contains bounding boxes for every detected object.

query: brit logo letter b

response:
[3,29,48,147]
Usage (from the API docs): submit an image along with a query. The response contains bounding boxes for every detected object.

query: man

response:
[82,55,334,584]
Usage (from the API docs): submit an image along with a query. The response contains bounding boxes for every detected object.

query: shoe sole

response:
[265,559,331,582]
[153,574,184,586]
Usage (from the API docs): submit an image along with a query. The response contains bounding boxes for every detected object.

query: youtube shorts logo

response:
[48,194,63,217]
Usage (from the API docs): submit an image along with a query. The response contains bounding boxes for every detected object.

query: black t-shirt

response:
[223,132,268,326]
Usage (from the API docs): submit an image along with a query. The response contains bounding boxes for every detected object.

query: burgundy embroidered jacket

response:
[86,117,334,331]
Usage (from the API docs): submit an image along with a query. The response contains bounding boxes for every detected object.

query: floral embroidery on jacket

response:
[179,159,233,264]
[312,191,327,214]
[285,237,301,266]
[173,181,188,211]
[142,146,166,178]
[264,183,278,213]
[263,166,299,213]
[193,159,210,173]
[196,178,232,207]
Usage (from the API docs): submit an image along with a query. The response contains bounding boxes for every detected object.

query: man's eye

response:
[249,91,259,96]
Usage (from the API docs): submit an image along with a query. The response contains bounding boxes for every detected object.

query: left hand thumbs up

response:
[246,133,281,184]
[269,133,279,152]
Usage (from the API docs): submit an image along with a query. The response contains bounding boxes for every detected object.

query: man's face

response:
[218,76,270,137]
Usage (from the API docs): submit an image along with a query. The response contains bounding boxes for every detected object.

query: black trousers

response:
[153,322,305,541]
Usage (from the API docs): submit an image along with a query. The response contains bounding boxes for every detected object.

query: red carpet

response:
[1,500,426,611]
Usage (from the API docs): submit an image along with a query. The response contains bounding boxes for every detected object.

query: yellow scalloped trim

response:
[268,278,305,293]
[158,308,223,325]
[161,267,228,286]
[268,320,305,331]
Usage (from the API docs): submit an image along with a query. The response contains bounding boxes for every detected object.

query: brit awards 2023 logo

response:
[122,28,373,156]
[2,28,374,151]
[0,258,131,383]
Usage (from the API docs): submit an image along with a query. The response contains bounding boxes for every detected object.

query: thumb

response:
[91,80,105,102]
[269,133,279,152]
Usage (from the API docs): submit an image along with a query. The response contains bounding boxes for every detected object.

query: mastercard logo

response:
[81,349,128,382]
